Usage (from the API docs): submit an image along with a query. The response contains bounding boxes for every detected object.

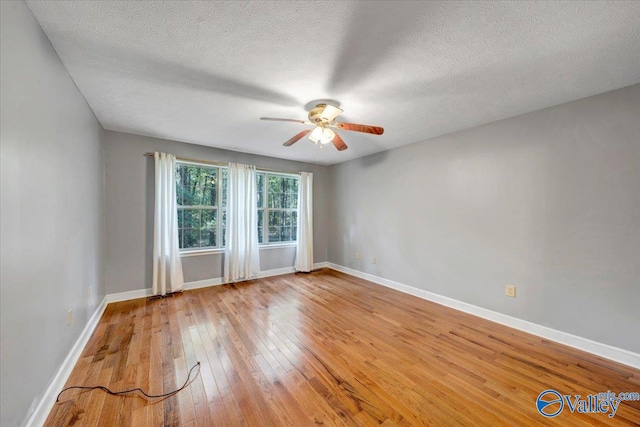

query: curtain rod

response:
[144,152,301,175]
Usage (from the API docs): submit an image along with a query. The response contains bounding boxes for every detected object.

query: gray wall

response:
[329,84,640,353]
[104,131,330,294]
[0,2,105,425]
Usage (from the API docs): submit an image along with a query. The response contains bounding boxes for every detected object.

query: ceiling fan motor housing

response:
[308,104,329,124]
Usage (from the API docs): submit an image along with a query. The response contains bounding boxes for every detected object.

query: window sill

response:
[259,242,297,250]
[180,248,224,257]
[180,243,297,257]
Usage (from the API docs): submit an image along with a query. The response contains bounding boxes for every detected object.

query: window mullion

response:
[264,173,269,244]
[217,166,222,249]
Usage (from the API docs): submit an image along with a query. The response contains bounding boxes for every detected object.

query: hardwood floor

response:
[46,269,640,426]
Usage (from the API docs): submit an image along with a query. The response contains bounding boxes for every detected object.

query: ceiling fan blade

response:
[331,132,348,151]
[283,129,312,146]
[261,117,309,124]
[334,122,384,135]
[320,105,343,122]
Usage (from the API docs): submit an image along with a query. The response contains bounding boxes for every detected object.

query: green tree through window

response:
[257,173,298,244]
[176,163,298,250]
[176,163,227,249]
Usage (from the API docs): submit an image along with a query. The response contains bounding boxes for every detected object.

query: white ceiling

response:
[26,1,640,165]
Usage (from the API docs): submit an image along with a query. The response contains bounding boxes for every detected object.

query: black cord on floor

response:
[56,361,201,402]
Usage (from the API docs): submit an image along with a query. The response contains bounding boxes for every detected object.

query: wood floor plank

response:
[192,291,247,425]
[141,297,164,426]
[226,287,354,425]
[171,298,197,426]
[189,321,232,425]
[130,301,152,427]
[215,286,321,426]
[161,299,181,427]
[176,299,212,427]
[45,269,640,426]
[81,367,113,427]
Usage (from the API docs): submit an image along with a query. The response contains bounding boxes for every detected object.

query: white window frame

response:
[176,161,226,254]
[257,171,300,246]
[176,162,300,254]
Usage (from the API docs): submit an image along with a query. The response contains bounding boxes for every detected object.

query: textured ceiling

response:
[26,1,640,165]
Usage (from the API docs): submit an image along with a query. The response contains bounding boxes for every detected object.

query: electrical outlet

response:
[506,285,516,298]
[88,286,92,298]
[67,309,73,325]
[355,252,360,260]
[372,257,376,264]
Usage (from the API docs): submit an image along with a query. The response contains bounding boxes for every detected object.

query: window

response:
[257,173,299,244]
[176,163,298,250]
[176,163,227,250]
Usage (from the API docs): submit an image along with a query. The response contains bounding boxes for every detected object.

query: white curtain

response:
[152,152,184,296]
[224,163,260,282]
[295,172,314,272]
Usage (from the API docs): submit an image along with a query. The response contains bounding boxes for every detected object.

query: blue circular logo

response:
[536,389,564,417]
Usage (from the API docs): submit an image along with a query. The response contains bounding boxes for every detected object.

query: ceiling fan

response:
[260,103,384,151]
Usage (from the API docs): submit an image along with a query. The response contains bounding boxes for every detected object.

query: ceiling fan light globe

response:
[309,126,324,143]
[320,128,335,144]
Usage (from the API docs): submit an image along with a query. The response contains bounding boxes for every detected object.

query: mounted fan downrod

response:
[260,102,384,151]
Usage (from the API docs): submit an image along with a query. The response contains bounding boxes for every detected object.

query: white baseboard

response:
[327,263,640,369]
[105,262,330,303]
[257,266,296,278]
[23,297,108,427]
[184,277,223,290]
[106,278,225,302]
[105,287,152,303]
